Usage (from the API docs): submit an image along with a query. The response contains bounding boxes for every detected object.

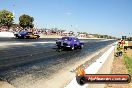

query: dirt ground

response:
[106,49,132,88]
[0,81,15,88]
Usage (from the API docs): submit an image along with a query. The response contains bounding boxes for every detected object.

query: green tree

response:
[92,34,99,38]
[60,30,65,33]
[19,14,34,28]
[0,10,14,28]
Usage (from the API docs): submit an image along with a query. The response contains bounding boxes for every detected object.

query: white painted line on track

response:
[0,32,14,37]
[65,45,115,88]
[0,41,55,46]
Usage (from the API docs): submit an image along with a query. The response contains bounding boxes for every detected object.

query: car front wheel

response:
[79,45,84,49]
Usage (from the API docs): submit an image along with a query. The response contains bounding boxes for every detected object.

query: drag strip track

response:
[0,38,115,87]
[0,38,105,43]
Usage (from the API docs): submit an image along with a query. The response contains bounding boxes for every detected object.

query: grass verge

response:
[124,54,132,76]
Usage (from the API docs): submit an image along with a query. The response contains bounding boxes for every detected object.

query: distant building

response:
[61,31,70,36]
[87,34,95,38]
[78,33,87,37]
[122,36,126,40]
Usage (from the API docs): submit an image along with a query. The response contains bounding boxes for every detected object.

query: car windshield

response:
[62,37,69,40]
[19,31,27,34]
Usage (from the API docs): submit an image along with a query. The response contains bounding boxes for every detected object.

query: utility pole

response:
[13,4,15,18]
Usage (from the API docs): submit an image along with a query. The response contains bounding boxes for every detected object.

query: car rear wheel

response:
[71,46,74,51]
[24,36,27,39]
[57,46,63,52]
[37,36,39,39]
[58,48,62,52]
[35,36,39,39]
[15,36,18,39]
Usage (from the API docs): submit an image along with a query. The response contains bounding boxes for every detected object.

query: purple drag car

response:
[56,36,84,51]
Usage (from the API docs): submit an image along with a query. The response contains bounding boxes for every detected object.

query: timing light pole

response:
[12,4,15,18]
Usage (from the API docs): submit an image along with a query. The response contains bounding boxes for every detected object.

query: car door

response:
[76,38,80,45]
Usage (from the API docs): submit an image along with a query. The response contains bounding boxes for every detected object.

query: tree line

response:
[0,10,34,29]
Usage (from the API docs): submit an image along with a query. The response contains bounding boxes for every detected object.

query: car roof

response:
[19,31,27,33]
[62,36,76,38]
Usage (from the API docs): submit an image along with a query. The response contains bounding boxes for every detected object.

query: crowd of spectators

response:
[0,26,66,36]
[0,26,89,38]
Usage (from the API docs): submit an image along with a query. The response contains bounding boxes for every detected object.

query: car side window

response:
[69,38,72,41]
[73,38,76,41]
[76,38,79,41]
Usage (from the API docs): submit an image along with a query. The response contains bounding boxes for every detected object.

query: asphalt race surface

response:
[0,38,115,87]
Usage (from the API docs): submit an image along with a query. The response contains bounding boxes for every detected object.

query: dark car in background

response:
[14,31,40,39]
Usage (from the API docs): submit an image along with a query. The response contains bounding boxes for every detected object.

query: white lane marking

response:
[0,39,112,46]
[0,32,14,37]
[65,45,115,88]
[0,41,55,46]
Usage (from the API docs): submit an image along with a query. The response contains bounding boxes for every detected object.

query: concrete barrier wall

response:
[66,44,116,88]
[0,32,14,37]
[87,46,115,88]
